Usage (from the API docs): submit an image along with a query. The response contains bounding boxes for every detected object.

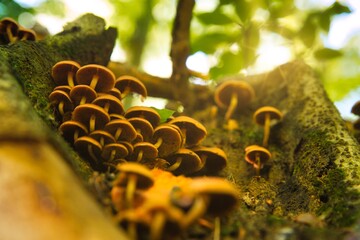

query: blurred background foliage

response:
[1,0,359,119]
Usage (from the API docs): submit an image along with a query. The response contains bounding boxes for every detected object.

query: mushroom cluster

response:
[0,17,36,45]
[111,162,239,240]
[50,60,227,176]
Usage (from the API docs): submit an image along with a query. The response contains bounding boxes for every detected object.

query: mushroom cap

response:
[115,75,147,99]
[165,148,202,176]
[69,85,97,105]
[92,94,124,115]
[104,119,137,142]
[0,17,19,43]
[128,117,154,142]
[353,118,360,130]
[51,60,80,86]
[89,130,116,146]
[110,113,126,120]
[152,124,183,158]
[17,28,36,41]
[125,106,161,128]
[72,103,110,131]
[54,85,72,94]
[130,142,158,162]
[244,145,271,168]
[188,177,238,216]
[76,64,115,92]
[59,120,88,144]
[253,106,283,126]
[351,101,360,116]
[49,89,74,113]
[115,162,154,189]
[101,143,129,160]
[106,88,122,100]
[118,141,134,156]
[191,146,227,174]
[168,116,207,147]
[214,80,255,109]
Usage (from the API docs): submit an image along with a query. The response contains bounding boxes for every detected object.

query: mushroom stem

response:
[198,154,208,171]
[125,174,137,209]
[114,128,123,141]
[255,152,260,176]
[127,221,137,240]
[213,217,221,240]
[79,96,87,105]
[121,87,131,99]
[262,113,271,147]
[166,157,182,172]
[136,150,143,162]
[58,101,65,115]
[67,71,75,87]
[6,25,17,43]
[90,74,100,89]
[154,137,163,148]
[182,195,208,228]
[225,92,238,121]
[87,144,99,167]
[89,114,96,132]
[103,102,110,113]
[150,212,166,240]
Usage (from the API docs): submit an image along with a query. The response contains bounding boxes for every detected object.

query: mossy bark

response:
[196,61,360,239]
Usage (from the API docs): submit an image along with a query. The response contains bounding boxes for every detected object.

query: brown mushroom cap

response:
[115,75,147,100]
[51,60,80,87]
[130,142,158,162]
[101,143,129,161]
[69,85,97,105]
[214,80,255,110]
[152,124,183,158]
[191,146,227,175]
[74,135,102,169]
[92,94,124,115]
[168,116,207,147]
[0,17,19,43]
[253,106,283,125]
[104,119,137,142]
[165,148,202,176]
[59,120,88,144]
[245,145,271,169]
[76,64,115,92]
[353,118,360,130]
[54,85,72,94]
[351,101,360,116]
[89,130,115,146]
[188,177,238,216]
[17,28,36,41]
[128,117,154,142]
[49,89,74,115]
[106,88,122,100]
[125,106,161,128]
[72,103,110,132]
[115,162,154,189]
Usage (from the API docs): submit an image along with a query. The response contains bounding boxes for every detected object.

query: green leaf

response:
[327,2,351,15]
[192,32,238,54]
[298,15,317,47]
[196,11,233,25]
[314,48,343,60]
[151,107,175,123]
[318,14,331,32]
[210,50,243,79]
[234,0,252,23]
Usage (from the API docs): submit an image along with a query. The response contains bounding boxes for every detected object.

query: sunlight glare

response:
[143,57,172,78]
[186,51,210,74]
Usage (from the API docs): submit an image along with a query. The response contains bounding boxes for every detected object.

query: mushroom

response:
[106,87,122,100]
[49,89,74,116]
[89,130,115,147]
[253,106,283,147]
[101,142,129,163]
[69,85,97,105]
[129,142,158,163]
[125,106,161,128]
[181,177,239,230]
[92,94,124,115]
[76,64,115,93]
[17,28,36,41]
[0,17,19,44]
[51,60,81,88]
[152,124,183,158]
[168,116,207,147]
[114,162,154,208]
[104,119,137,142]
[74,135,103,169]
[128,117,154,142]
[191,146,227,175]
[244,145,271,175]
[351,100,360,116]
[72,103,110,132]
[115,75,147,101]
[59,120,88,145]
[214,80,255,121]
[164,148,202,176]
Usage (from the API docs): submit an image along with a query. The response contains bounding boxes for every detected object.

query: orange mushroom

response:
[244,145,271,176]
